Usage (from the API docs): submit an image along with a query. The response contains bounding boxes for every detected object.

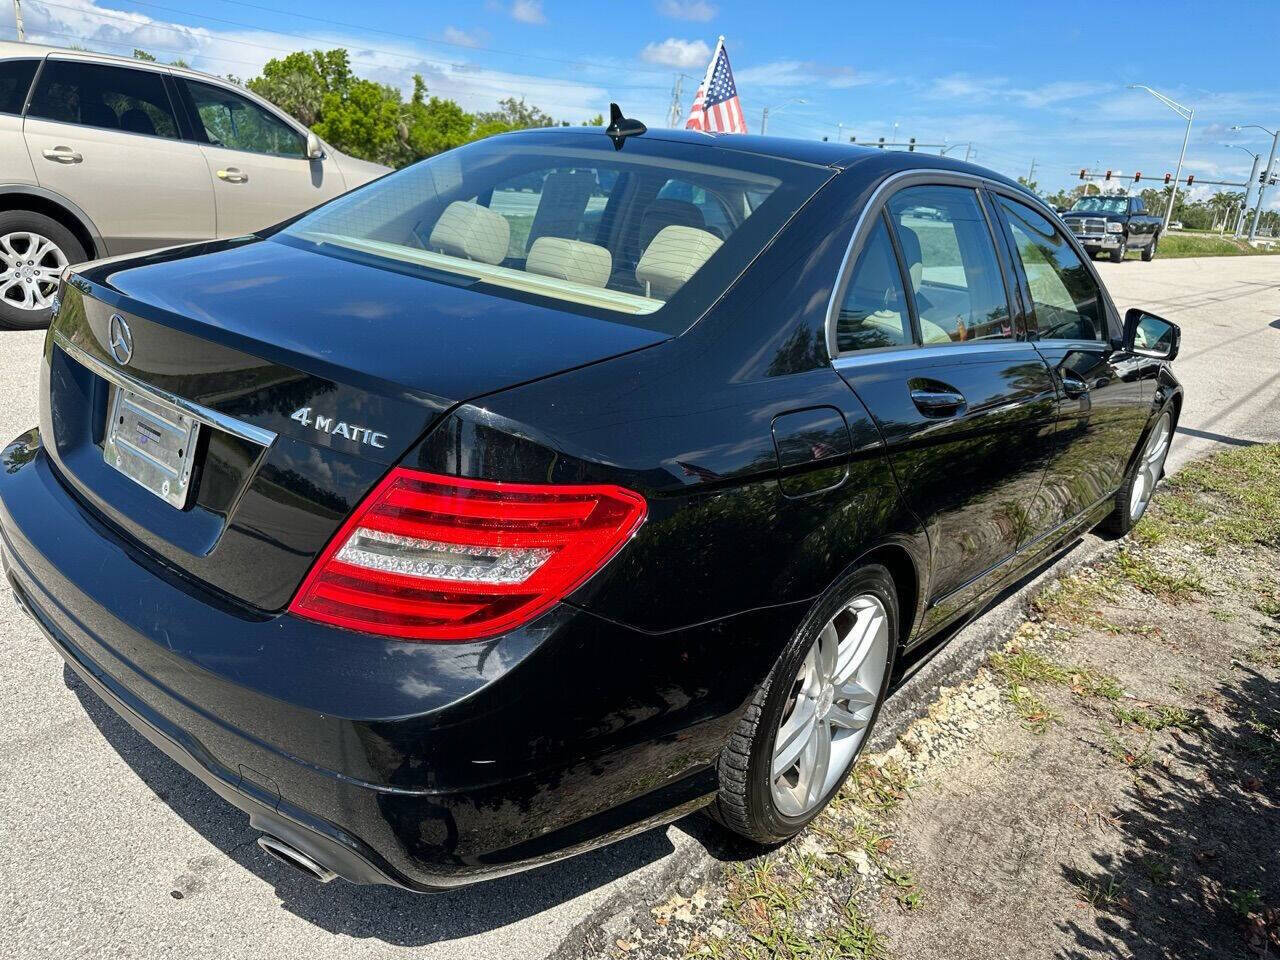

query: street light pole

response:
[1128,84,1193,232]
[758,97,805,136]
[1233,124,1279,243]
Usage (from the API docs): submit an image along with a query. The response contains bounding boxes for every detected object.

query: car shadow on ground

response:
[1056,662,1280,959]
[64,664,681,946]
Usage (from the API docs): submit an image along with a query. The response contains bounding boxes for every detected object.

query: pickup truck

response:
[1060,195,1162,262]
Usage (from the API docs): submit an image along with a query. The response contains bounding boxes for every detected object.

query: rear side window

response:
[181,79,306,157]
[997,197,1105,341]
[885,186,1013,344]
[836,217,911,352]
[0,59,37,115]
[27,60,180,139]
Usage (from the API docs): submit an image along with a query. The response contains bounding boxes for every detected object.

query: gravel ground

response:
[0,254,1276,959]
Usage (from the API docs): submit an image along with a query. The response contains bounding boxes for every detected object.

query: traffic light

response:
[1186,175,1194,186]
[1134,172,1142,182]
[1079,169,1087,180]
[1105,170,1112,180]
[1164,173,1172,184]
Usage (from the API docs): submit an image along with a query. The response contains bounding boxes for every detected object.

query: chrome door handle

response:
[909,387,966,416]
[217,168,248,183]
[42,146,82,163]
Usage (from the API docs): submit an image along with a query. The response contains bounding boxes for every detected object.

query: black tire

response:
[710,564,899,844]
[1142,232,1158,261]
[1099,405,1175,536]
[0,210,87,331]
[1109,242,1124,263]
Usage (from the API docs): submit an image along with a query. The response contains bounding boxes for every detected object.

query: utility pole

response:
[1232,149,1262,238]
[759,105,769,135]
[666,74,684,129]
[13,0,24,42]
[1248,129,1279,243]
[1026,158,1037,185]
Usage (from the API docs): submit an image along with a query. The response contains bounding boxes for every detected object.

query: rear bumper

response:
[0,429,795,889]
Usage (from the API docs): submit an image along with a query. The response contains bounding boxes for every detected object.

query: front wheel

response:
[711,565,898,843]
[1100,408,1173,536]
[1109,242,1125,263]
[1142,233,1159,261]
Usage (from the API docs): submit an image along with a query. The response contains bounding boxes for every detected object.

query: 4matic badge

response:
[290,407,388,449]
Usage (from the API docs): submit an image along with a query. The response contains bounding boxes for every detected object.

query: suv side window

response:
[1131,197,1145,215]
[836,216,912,353]
[181,79,306,158]
[997,196,1105,342]
[27,60,180,138]
[885,186,1014,344]
[0,59,38,115]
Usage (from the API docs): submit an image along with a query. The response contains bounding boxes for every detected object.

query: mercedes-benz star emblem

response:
[108,314,133,365]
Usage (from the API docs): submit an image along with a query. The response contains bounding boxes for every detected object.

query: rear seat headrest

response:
[525,237,612,288]
[428,201,510,265]
[635,225,722,301]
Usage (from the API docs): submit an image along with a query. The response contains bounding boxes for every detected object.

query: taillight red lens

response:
[289,468,647,642]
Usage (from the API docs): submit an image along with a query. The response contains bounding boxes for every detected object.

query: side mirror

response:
[1123,307,1180,361]
[306,132,325,160]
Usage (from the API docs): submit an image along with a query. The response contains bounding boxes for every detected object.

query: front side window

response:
[27,60,179,138]
[0,59,38,115]
[998,197,1105,341]
[836,217,910,352]
[281,136,826,331]
[182,79,305,157]
[886,185,1013,344]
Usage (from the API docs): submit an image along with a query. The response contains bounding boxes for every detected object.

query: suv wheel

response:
[711,565,898,843]
[0,211,86,331]
[1142,233,1158,262]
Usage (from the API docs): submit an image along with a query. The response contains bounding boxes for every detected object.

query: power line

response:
[24,0,670,95]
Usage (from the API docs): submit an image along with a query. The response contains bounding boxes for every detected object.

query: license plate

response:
[103,384,200,509]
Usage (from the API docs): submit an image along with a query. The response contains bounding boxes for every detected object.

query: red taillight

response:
[289,468,647,642]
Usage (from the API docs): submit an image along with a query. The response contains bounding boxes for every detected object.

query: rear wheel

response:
[1100,408,1173,536]
[1142,233,1158,261]
[711,565,898,843]
[0,211,86,331]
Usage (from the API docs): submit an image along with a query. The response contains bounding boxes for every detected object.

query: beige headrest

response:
[429,201,510,265]
[635,225,722,301]
[525,237,612,288]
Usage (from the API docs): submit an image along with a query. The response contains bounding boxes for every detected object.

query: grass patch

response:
[1112,704,1201,733]
[1166,445,1280,547]
[1074,875,1129,908]
[1152,233,1279,258]
[1112,550,1203,602]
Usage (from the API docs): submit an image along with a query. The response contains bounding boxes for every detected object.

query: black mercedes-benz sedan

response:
[0,124,1182,890]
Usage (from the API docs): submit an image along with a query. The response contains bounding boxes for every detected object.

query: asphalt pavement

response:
[0,254,1276,959]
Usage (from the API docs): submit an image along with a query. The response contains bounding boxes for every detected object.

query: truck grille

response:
[1064,217,1107,238]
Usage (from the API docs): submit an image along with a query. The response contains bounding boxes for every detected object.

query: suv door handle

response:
[909,386,967,417]
[41,146,82,163]
[1059,370,1089,399]
[217,168,248,183]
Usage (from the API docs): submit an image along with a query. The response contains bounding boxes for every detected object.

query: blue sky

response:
[10,0,1279,206]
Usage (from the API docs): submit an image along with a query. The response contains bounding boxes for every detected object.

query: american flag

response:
[685,39,747,134]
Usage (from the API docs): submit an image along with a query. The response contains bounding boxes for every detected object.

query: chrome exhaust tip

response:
[256,835,337,884]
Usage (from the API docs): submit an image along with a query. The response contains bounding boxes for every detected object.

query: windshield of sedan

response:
[280,133,828,333]
[1069,196,1129,214]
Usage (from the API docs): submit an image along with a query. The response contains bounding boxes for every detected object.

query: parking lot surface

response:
[0,254,1276,959]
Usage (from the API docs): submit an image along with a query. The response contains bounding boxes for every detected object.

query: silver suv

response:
[0,42,389,329]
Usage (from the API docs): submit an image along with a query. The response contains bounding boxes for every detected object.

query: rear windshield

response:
[280,133,829,333]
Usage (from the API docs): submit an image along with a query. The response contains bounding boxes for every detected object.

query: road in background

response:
[0,255,1276,959]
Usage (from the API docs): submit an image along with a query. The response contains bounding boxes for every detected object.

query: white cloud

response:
[657,0,717,21]
[639,38,711,70]
[510,0,545,24]
[736,60,887,91]
[442,26,484,48]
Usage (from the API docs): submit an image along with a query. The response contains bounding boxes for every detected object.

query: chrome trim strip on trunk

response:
[51,330,278,449]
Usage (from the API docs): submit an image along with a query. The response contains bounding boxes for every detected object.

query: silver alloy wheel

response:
[771,594,890,818]
[1129,412,1172,520]
[0,231,68,311]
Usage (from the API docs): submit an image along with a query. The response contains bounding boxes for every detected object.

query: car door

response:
[22,57,214,253]
[1,58,40,184]
[174,77,346,236]
[831,180,1059,635]
[991,192,1150,529]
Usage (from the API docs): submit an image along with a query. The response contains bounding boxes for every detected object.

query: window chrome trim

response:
[832,339,1036,372]
[52,330,278,449]
[824,168,1109,361]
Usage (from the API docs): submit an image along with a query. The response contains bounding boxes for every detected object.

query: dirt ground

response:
[573,444,1280,960]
